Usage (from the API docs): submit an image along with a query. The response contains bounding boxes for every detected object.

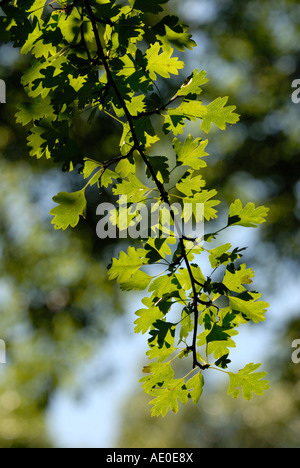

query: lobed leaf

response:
[177,69,209,97]
[229,292,269,324]
[50,190,87,231]
[227,363,270,401]
[223,263,255,293]
[145,42,184,81]
[149,378,189,417]
[158,24,196,52]
[108,246,148,284]
[228,199,269,228]
[120,270,152,292]
[134,298,164,334]
[173,134,209,170]
[201,97,240,133]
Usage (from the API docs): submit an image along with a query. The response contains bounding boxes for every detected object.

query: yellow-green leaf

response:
[50,190,87,231]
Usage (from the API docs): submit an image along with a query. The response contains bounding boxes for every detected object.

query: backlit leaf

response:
[223,264,255,293]
[108,246,148,284]
[145,42,184,81]
[186,372,204,404]
[229,293,269,324]
[177,69,209,97]
[173,134,209,170]
[228,199,269,228]
[50,190,87,231]
[201,97,240,133]
[228,363,270,401]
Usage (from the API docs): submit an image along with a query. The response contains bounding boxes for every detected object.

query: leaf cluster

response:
[3,0,270,416]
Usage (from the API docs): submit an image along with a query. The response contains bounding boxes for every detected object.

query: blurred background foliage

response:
[0,0,300,447]
[0,22,124,446]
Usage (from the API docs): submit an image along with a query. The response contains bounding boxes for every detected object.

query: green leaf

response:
[140,361,174,394]
[145,156,170,184]
[81,158,106,187]
[58,8,94,44]
[208,244,231,268]
[208,244,244,268]
[108,246,148,284]
[164,100,207,135]
[179,307,193,341]
[177,70,209,97]
[176,265,205,291]
[215,355,231,369]
[176,170,206,197]
[120,270,152,292]
[27,126,50,159]
[173,134,209,170]
[145,42,184,81]
[101,169,118,188]
[205,323,231,344]
[175,268,193,291]
[149,378,189,417]
[144,237,177,264]
[21,59,50,98]
[21,20,42,55]
[0,4,32,48]
[186,372,204,404]
[201,97,240,133]
[148,320,176,349]
[125,94,146,117]
[209,332,238,366]
[120,118,159,154]
[228,199,269,228]
[223,263,255,293]
[113,174,151,203]
[157,24,196,52]
[82,158,102,179]
[229,292,269,324]
[16,97,56,126]
[50,190,87,231]
[134,298,164,334]
[199,309,239,364]
[146,341,176,363]
[183,190,220,222]
[227,363,270,401]
[115,158,136,178]
[148,274,177,298]
[25,0,47,19]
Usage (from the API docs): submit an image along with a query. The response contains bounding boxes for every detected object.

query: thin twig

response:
[131,95,180,120]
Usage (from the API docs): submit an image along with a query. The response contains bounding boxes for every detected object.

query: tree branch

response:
[84,0,209,371]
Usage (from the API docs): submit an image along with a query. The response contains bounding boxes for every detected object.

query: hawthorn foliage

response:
[1,0,270,417]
